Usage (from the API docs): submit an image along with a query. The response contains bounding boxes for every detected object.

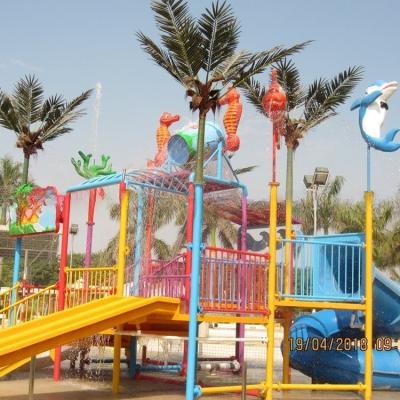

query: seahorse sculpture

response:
[71,151,115,179]
[262,69,287,150]
[152,112,180,167]
[218,87,243,152]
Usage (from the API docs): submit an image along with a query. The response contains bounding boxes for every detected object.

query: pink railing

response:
[200,247,269,314]
[133,248,269,315]
[139,255,188,298]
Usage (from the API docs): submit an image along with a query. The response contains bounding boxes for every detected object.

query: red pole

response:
[144,194,155,273]
[272,123,277,182]
[53,193,71,381]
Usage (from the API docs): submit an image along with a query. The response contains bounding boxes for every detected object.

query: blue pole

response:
[185,183,203,400]
[10,237,22,324]
[216,141,223,179]
[133,189,144,295]
[367,145,371,191]
[128,337,137,378]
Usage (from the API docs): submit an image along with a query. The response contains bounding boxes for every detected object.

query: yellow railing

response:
[65,266,118,308]
[0,284,58,328]
[0,282,20,311]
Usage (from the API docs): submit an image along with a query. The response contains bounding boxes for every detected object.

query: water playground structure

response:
[0,80,400,400]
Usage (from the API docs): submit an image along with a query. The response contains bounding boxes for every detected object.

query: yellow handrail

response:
[0,282,21,312]
[0,283,58,328]
[65,266,118,308]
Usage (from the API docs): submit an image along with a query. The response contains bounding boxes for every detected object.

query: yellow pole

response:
[112,183,129,394]
[282,315,291,383]
[266,182,278,400]
[364,191,373,400]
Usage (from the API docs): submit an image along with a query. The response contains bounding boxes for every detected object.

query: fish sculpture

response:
[351,80,400,152]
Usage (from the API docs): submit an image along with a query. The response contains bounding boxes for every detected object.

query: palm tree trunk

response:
[22,155,30,184]
[194,113,206,184]
[284,146,294,292]
[210,227,217,247]
[1,205,7,225]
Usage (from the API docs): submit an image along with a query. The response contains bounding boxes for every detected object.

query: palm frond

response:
[0,91,20,132]
[151,0,203,79]
[211,50,250,82]
[233,165,258,175]
[231,41,312,88]
[152,238,172,259]
[274,59,304,111]
[40,89,92,141]
[136,32,186,84]
[238,77,266,115]
[198,0,240,79]
[13,75,44,126]
[303,66,363,129]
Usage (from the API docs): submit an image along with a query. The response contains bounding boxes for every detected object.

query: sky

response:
[1,0,400,251]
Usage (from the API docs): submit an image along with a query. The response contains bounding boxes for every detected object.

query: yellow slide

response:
[0,296,180,368]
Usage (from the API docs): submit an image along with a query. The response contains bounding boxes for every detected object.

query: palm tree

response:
[240,59,363,236]
[0,156,24,224]
[334,199,395,270]
[137,0,309,184]
[295,176,345,234]
[0,75,92,184]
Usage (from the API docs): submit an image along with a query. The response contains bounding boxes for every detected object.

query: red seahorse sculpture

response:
[218,87,243,152]
[148,112,180,168]
[262,69,287,150]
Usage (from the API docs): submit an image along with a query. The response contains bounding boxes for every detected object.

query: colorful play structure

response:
[1,77,400,400]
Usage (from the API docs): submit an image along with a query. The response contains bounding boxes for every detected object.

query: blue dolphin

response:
[351,80,400,152]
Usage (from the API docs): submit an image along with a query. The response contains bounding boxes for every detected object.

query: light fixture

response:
[69,224,79,235]
[303,175,313,189]
[313,167,329,186]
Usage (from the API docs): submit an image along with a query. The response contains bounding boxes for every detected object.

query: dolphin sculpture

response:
[351,80,400,152]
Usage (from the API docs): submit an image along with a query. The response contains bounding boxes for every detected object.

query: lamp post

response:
[69,224,79,267]
[303,167,329,235]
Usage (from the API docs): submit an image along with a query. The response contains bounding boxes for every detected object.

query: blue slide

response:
[288,234,400,389]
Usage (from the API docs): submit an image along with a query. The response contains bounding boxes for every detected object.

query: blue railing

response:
[277,234,365,302]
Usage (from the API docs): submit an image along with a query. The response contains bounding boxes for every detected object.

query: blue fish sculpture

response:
[351,80,400,152]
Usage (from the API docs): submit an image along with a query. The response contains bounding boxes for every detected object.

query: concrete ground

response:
[0,325,398,399]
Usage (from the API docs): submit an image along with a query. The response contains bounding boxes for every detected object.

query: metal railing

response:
[0,284,58,328]
[137,255,187,298]
[200,247,269,313]
[278,238,365,302]
[65,266,118,308]
[0,282,20,311]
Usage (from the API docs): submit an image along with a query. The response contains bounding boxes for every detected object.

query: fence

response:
[0,283,58,328]
[278,238,365,302]
[65,266,117,308]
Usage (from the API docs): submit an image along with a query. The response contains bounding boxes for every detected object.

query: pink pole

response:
[53,193,71,381]
[236,192,248,365]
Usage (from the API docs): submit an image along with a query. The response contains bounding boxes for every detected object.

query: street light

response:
[69,224,79,267]
[303,167,329,235]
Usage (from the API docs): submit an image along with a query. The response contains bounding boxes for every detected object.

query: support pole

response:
[112,182,129,394]
[266,182,278,400]
[53,193,71,381]
[364,191,373,400]
[133,188,144,295]
[185,183,204,400]
[183,182,195,376]
[11,237,22,308]
[236,191,248,365]
[84,189,97,267]
[28,355,36,400]
[128,337,137,379]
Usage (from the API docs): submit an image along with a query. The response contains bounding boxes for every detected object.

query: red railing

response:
[200,247,269,314]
